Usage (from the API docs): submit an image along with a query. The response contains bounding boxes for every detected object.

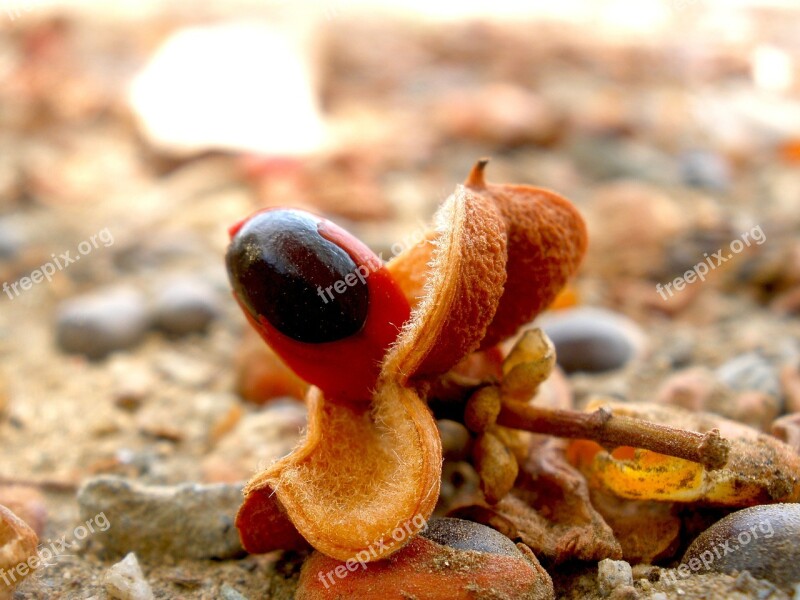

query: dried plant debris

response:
[568,400,800,506]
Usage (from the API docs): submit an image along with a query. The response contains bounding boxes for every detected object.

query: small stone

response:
[152,278,220,336]
[679,150,731,192]
[659,367,779,431]
[583,182,684,280]
[598,559,634,597]
[771,413,800,453]
[109,358,154,411]
[202,399,306,483]
[682,503,800,592]
[438,420,470,461]
[609,585,639,600]
[220,583,248,600]
[56,287,149,360]
[77,476,244,560]
[235,330,307,404]
[716,352,781,399]
[539,308,646,374]
[104,553,154,600]
[657,368,725,412]
[0,219,22,261]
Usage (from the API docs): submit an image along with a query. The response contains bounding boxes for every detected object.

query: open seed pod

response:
[233,161,588,562]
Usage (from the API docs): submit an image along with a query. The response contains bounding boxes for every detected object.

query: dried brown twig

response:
[497,402,730,470]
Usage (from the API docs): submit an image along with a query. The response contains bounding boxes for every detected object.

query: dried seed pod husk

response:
[501,328,556,400]
[464,160,588,348]
[384,185,507,379]
[387,159,587,372]
[238,384,441,561]
[568,400,800,506]
[473,431,519,505]
[464,386,501,433]
[454,438,621,564]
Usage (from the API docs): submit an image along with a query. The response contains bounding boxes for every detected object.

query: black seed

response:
[226,210,369,343]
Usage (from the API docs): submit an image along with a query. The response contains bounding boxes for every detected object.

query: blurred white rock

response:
[128,20,326,156]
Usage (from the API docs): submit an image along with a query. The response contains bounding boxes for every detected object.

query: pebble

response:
[597,559,634,598]
[0,219,22,261]
[220,583,249,600]
[202,399,306,483]
[77,476,244,560]
[104,553,154,600]
[539,308,646,374]
[658,367,780,431]
[438,420,470,461]
[771,413,800,453]
[56,287,149,360]
[681,503,800,592]
[679,150,732,192]
[152,278,220,336]
[716,352,781,399]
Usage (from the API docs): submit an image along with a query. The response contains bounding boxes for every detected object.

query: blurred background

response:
[1,0,800,597]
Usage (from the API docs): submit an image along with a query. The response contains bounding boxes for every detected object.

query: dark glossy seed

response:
[226,210,369,343]
[421,517,520,557]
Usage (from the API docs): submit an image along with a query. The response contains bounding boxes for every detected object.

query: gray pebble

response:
[679,150,731,192]
[0,219,23,261]
[220,584,249,600]
[104,552,154,600]
[597,558,634,598]
[152,278,220,336]
[56,288,149,360]
[421,517,520,557]
[77,476,244,560]
[540,308,646,374]
[682,503,800,592]
[716,352,781,399]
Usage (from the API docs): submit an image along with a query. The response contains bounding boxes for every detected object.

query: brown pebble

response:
[609,585,639,600]
[771,412,800,454]
[781,364,800,414]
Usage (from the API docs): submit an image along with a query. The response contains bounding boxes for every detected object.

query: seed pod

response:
[464,160,588,348]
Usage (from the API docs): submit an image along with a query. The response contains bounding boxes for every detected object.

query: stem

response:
[497,402,730,470]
